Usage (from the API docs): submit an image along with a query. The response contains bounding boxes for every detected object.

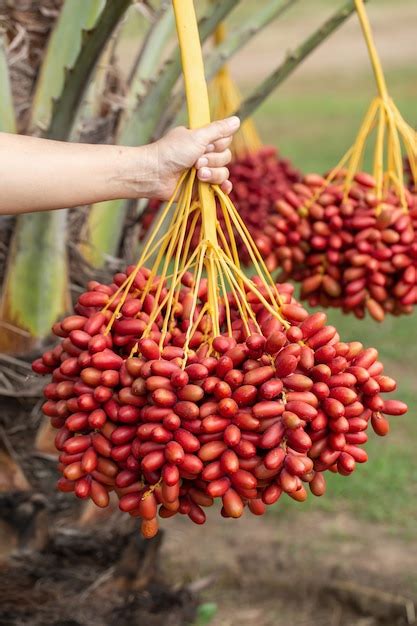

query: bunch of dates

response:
[272,171,417,321]
[33,267,407,537]
[139,146,301,266]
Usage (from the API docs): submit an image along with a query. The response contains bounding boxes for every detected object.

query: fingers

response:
[205,136,233,154]
[166,117,238,193]
[194,116,240,147]
[196,149,231,170]
[220,180,233,195]
[195,129,234,191]
[197,166,229,186]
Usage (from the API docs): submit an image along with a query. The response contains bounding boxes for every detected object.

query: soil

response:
[163,507,417,626]
[0,520,197,626]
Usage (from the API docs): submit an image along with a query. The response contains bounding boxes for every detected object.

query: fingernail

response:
[226,116,240,129]
[199,167,211,179]
[206,144,215,152]
[197,157,208,167]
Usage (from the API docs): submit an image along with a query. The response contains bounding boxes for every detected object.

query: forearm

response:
[0,133,157,215]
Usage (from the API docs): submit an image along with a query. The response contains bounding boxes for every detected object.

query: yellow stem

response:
[206,252,221,336]
[220,251,289,329]
[215,256,232,337]
[216,187,285,309]
[354,0,389,101]
[169,208,201,330]
[217,256,252,336]
[182,245,207,358]
[186,302,209,357]
[147,174,194,330]
[373,106,385,208]
[173,0,220,348]
[158,197,195,346]
[214,22,226,46]
[343,98,379,199]
[147,246,202,339]
[139,173,194,311]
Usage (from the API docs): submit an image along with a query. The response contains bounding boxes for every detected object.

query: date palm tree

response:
[0,2,360,621]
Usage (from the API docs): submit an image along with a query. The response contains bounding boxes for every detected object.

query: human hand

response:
[0,120,239,215]
[151,116,240,200]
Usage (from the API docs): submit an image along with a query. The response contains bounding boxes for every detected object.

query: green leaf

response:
[0,211,69,355]
[30,0,106,134]
[47,0,132,141]
[194,603,218,626]
[79,199,127,266]
[126,5,175,103]
[237,0,362,122]
[76,35,117,123]
[0,35,16,133]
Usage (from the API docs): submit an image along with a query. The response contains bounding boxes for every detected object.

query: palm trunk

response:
[0,0,63,131]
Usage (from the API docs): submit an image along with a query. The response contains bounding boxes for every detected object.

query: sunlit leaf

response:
[0,211,70,354]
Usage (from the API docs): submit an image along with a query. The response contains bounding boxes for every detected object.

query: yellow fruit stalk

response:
[307,0,416,213]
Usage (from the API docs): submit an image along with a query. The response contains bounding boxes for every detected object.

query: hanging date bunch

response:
[293,0,417,320]
[33,0,407,539]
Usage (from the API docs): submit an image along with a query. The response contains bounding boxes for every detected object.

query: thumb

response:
[192,116,240,146]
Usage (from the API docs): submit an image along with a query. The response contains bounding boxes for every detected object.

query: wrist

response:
[110,143,161,200]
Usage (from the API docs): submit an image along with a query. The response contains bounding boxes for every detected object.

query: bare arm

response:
[0,116,240,215]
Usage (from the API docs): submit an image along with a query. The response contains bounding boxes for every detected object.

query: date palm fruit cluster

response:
[33,264,407,538]
[32,0,408,538]
[264,0,417,320]
[265,171,417,321]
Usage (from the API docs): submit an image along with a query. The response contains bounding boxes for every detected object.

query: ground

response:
[163,508,417,626]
